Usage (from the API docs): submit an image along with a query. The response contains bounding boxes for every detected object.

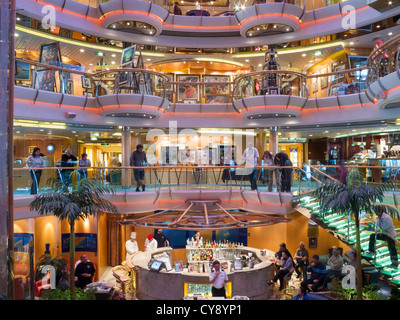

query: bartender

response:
[209,260,228,298]
[145,234,158,251]
[125,232,139,260]
[190,231,203,247]
[154,228,169,248]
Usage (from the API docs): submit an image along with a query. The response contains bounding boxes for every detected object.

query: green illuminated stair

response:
[299,194,400,282]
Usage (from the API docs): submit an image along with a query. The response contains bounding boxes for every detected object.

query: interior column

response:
[269,126,279,156]
[122,126,132,189]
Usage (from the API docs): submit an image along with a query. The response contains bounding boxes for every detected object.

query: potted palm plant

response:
[29,172,118,300]
[313,167,399,300]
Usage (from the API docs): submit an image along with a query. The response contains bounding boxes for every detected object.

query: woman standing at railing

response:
[261,151,274,192]
[26,147,44,195]
[78,153,91,179]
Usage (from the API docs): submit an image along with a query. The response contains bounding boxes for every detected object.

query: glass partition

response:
[13,165,318,196]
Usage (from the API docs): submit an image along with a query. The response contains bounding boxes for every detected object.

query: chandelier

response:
[118,200,290,230]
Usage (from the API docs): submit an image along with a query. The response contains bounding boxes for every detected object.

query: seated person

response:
[301,255,326,292]
[268,251,294,291]
[322,247,344,290]
[275,242,294,270]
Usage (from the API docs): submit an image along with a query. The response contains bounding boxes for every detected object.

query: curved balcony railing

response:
[15,58,169,98]
[232,70,309,101]
[81,0,351,14]
[15,57,375,108]
[365,33,400,104]
[231,66,372,114]
[13,164,322,199]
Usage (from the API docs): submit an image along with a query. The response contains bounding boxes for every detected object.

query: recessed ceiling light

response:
[350,42,354,45]
[302,53,306,57]
[388,32,393,36]
[80,49,84,52]
[111,54,116,57]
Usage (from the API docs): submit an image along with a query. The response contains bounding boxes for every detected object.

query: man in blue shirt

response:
[300,254,326,292]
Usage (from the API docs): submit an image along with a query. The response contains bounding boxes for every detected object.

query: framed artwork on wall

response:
[320,66,328,89]
[81,76,92,89]
[312,75,318,93]
[203,75,230,96]
[177,74,200,102]
[15,61,31,81]
[205,94,229,104]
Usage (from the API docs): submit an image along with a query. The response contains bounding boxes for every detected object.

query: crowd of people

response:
[268,242,359,296]
[26,147,91,194]
[26,143,296,193]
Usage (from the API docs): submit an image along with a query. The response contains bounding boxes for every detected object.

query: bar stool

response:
[112,265,131,298]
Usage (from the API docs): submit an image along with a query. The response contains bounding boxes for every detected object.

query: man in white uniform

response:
[125,232,139,260]
[144,234,158,251]
[209,260,228,298]
[242,143,260,191]
[367,207,398,268]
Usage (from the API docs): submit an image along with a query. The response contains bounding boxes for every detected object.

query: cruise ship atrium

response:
[1,0,400,307]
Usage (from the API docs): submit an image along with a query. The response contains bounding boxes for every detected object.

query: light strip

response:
[16,25,122,53]
[194,57,244,67]
[197,129,256,136]
[16,25,165,58]
[232,41,345,59]
[276,41,345,55]
[333,128,400,139]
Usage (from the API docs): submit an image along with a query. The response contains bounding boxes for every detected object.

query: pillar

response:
[269,126,279,156]
[0,0,15,299]
[121,126,132,189]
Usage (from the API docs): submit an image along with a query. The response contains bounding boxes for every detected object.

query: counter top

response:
[127,246,276,276]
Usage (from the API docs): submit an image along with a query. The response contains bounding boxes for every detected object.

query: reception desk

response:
[125,246,275,300]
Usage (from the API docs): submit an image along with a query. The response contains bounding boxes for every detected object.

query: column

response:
[269,126,279,156]
[121,126,132,189]
[0,0,15,299]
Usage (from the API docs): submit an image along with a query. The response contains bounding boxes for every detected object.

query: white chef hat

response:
[130,232,136,239]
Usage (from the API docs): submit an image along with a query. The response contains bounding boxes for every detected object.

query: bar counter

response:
[125,246,276,300]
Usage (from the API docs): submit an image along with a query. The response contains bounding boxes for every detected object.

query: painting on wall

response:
[320,66,328,89]
[177,74,200,102]
[62,233,97,252]
[203,75,230,96]
[15,61,31,81]
[312,75,318,93]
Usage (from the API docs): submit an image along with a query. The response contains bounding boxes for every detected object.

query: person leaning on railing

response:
[275,152,293,193]
[26,147,44,195]
[261,150,274,192]
[130,144,148,192]
[60,148,78,187]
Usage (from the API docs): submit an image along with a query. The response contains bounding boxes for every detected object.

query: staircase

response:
[297,194,400,286]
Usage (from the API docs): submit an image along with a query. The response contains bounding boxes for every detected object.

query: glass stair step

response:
[347,231,373,243]
[299,196,317,204]
[381,266,400,277]
[322,214,345,223]
[303,203,320,210]
[328,219,351,229]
